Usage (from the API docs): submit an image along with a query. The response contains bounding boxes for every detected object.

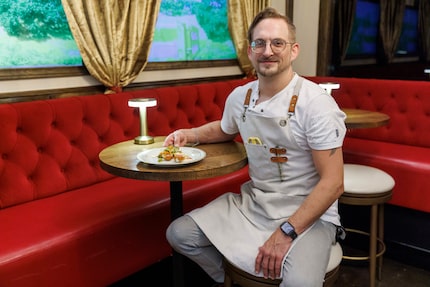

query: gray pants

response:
[166,215,336,287]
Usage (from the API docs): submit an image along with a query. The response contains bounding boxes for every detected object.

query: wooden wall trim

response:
[0,75,245,104]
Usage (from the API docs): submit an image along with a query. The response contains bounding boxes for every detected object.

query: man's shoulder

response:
[232,80,257,93]
[300,76,323,91]
[228,80,258,101]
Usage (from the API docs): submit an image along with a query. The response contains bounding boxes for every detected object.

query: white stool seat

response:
[344,164,395,194]
[340,163,395,287]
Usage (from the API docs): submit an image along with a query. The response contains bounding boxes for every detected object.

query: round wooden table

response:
[99,136,248,219]
[99,136,247,287]
[343,108,390,129]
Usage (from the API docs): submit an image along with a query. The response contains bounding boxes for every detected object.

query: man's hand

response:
[255,228,293,279]
[163,130,187,147]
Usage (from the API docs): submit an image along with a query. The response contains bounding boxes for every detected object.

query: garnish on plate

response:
[157,145,190,163]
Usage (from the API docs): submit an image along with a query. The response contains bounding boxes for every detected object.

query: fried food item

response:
[158,145,189,163]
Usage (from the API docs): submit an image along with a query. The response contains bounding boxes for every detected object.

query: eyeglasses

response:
[250,39,294,54]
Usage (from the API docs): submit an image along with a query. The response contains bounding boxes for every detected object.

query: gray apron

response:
[189,76,317,277]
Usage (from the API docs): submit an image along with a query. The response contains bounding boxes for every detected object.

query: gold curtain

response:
[337,0,357,64]
[61,0,161,93]
[228,0,271,78]
[379,0,406,63]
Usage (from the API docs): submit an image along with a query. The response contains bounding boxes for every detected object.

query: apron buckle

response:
[271,156,288,163]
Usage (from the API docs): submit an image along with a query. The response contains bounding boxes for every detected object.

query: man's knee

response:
[166,215,199,252]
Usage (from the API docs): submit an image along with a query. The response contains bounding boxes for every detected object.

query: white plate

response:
[137,147,206,167]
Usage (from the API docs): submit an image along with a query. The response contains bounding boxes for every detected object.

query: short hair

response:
[247,7,296,43]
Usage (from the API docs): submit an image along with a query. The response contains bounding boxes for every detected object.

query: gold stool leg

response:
[377,203,385,280]
[369,204,378,287]
[224,274,233,287]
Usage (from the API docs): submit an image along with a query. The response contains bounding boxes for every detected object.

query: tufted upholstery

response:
[0,78,251,286]
[309,76,430,213]
[0,95,135,208]
[0,79,249,209]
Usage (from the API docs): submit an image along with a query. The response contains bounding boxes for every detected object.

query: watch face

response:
[280,222,297,239]
[281,222,294,233]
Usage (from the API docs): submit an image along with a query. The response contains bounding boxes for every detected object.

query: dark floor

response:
[110,254,430,287]
[334,258,430,287]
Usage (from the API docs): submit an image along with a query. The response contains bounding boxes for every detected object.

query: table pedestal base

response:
[170,181,185,287]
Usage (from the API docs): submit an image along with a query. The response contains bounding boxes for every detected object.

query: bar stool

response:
[340,164,395,287]
[223,242,343,287]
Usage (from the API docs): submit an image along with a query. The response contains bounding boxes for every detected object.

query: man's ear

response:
[290,42,300,61]
[247,45,252,60]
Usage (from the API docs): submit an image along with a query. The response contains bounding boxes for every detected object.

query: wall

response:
[0,0,319,95]
[293,0,320,77]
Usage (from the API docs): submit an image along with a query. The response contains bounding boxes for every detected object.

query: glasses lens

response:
[251,39,266,53]
[251,39,288,53]
[271,39,286,52]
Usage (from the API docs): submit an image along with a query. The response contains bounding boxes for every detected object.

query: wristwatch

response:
[280,221,298,240]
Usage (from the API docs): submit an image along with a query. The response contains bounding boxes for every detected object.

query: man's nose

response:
[262,42,274,55]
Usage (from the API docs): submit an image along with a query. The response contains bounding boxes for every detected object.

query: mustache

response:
[258,56,279,62]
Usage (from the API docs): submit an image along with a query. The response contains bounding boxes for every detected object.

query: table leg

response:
[170,181,184,220]
[170,181,184,287]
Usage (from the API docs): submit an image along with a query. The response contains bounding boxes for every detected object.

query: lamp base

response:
[134,135,154,145]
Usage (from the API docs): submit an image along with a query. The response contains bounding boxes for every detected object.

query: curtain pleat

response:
[419,0,430,62]
[337,0,357,64]
[61,0,160,93]
[228,0,271,78]
[379,0,406,63]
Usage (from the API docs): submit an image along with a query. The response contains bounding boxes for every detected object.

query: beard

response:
[255,56,289,77]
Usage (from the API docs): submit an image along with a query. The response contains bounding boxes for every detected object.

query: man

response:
[164,7,346,287]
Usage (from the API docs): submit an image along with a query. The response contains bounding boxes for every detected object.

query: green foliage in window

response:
[0,0,235,68]
[160,0,195,16]
[0,0,71,41]
[194,0,229,43]
[160,0,229,43]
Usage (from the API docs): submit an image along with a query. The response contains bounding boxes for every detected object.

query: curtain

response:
[419,0,430,62]
[62,0,160,93]
[379,0,406,63]
[337,0,357,64]
[228,0,271,78]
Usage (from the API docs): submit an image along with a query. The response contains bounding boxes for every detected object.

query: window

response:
[345,0,419,61]
[150,0,236,62]
[396,6,418,57]
[0,0,236,78]
[346,0,380,58]
[0,0,81,68]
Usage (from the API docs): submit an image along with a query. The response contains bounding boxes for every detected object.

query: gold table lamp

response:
[128,98,157,145]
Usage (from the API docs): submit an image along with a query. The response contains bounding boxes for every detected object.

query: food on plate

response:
[157,145,190,163]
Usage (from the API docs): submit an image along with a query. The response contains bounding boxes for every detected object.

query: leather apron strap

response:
[288,76,304,116]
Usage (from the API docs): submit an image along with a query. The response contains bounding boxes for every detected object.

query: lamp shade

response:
[319,82,340,96]
[128,98,157,108]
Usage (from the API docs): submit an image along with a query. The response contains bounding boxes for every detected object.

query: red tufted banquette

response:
[0,78,251,287]
[309,76,430,214]
[3,75,429,286]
